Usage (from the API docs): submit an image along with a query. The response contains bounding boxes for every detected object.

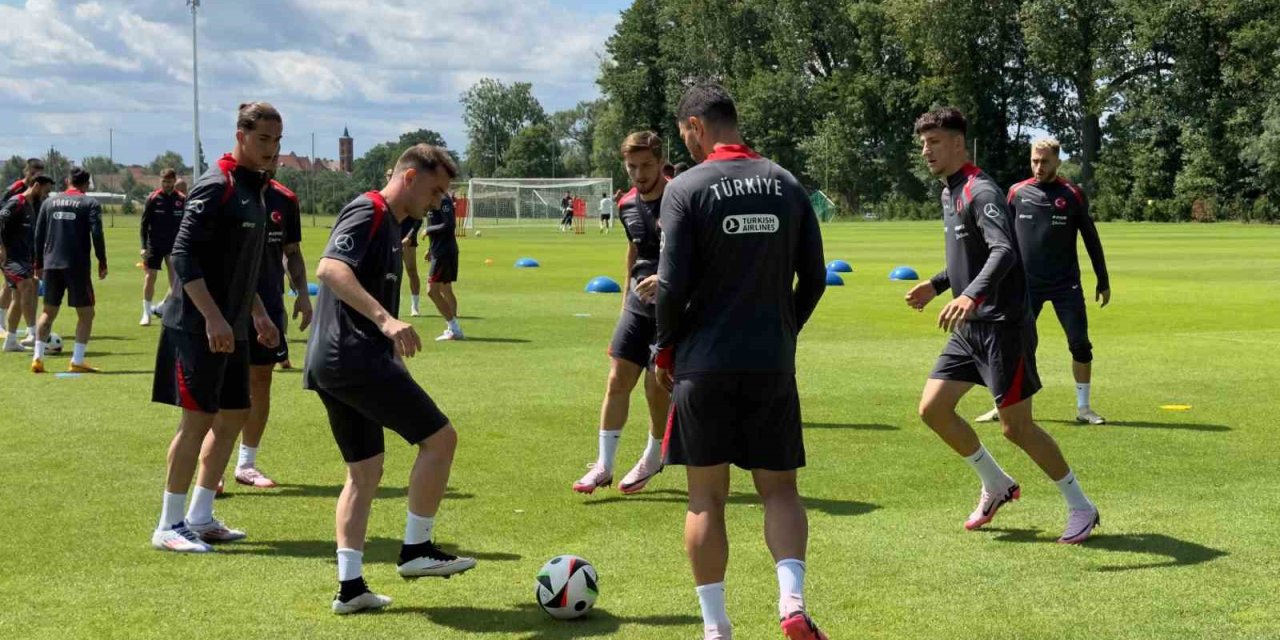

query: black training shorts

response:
[930,320,1042,408]
[248,309,289,366]
[608,308,656,368]
[663,372,805,471]
[152,327,251,413]
[429,253,458,284]
[43,267,95,308]
[314,371,451,463]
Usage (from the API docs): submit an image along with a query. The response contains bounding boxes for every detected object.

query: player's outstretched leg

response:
[396,425,476,578]
[618,368,667,494]
[687,464,733,640]
[997,398,1099,543]
[333,453,393,614]
[919,379,1020,530]
[753,469,828,640]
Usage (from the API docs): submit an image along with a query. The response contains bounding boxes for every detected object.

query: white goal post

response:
[466,177,615,224]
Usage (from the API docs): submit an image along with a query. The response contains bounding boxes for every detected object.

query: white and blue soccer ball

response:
[534,555,598,620]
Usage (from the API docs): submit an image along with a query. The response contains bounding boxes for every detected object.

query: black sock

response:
[338,577,369,602]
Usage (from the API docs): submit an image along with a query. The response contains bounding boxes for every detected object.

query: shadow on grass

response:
[96,370,153,376]
[386,602,699,639]
[457,337,531,344]
[221,536,520,562]
[85,335,131,341]
[224,483,473,501]
[85,352,144,358]
[1042,419,1231,433]
[804,422,899,431]
[984,528,1228,571]
[581,489,878,517]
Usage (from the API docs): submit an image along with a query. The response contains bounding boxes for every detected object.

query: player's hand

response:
[33,268,42,280]
[293,295,314,332]
[655,366,674,392]
[380,316,422,358]
[253,312,280,349]
[634,275,659,304]
[98,262,108,280]
[938,295,976,332]
[1097,288,1111,309]
[905,282,937,311]
[139,248,147,258]
[206,314,235,353]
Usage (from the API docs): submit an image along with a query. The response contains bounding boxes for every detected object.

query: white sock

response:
[642,434,663,466]
[186,485,217,525]
[404,510,435,545]
[1076,383,1091,409]
[143,300,152,314]
[448,318,461,333]
[696,582,731,630]
[33,341,44,360]
[25,325,34,337]
[776,559,806,618]
[964,444,1012,490]
[237,444,257,469]
[157,491,186,530]
[411,294,420,308]
[72,342,87,365]
[337,548,363,581]
[3,332,15,348]
[598,430,621,473]
[1055,470,1093,511]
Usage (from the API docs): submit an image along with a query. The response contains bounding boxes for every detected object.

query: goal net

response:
[466,177,614,224]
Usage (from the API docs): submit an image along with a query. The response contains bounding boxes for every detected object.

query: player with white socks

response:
[1,175,53,354]
[572,131,670,496]
[138,168,185,327]
[906,107,1099,545]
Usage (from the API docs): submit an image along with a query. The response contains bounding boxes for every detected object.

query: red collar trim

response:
[64,189,85,195]
[365,190,388,214]
[705,144,762,162]
[218,153,238,172]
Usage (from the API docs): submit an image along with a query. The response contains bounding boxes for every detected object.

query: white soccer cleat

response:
[410,306,421,317]
[152,522,214,553]
[964,480,1020,531]
[397,542,477,578]
[435,330,461,342]
[1059,506,1100,544]
[188,518,247,543]
[1076,407,1106,425]
[139,312,152,326]
[332,586,392,615]
[974,407,1000,423]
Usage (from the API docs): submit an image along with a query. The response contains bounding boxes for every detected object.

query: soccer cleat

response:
[19,333,35,348]
[68,362,101,374]
[2,341,23,353]
[964,481,1021,531]
[974,407,1000,423]
[188,518,247,543]
[435,330,461,342]
[780,611,829,640]
[332,582,392,615]
[618,457,663,494]
[151,305,164,318]
[1076,407,1106,425]
[31,358,45,374]
[151,522,213,553]
[397,542,477,578]
[1058,506,1100,544]
[140,312,152,326]
[410,305,421,317]
[235,465,278,489]
[572,463,613,494]
[704,625,734,640]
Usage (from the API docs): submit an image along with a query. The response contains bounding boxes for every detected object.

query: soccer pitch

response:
[1,220,1278,639]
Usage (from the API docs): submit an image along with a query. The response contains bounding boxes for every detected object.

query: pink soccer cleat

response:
[618,457,663,494]
[781,611,829,640]
[964,481,1020,531]
[1058,506,1100,544]
[572,463,612,494]
[235,465,278,489]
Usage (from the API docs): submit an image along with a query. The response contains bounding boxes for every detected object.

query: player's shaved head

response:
[677,82,738,130]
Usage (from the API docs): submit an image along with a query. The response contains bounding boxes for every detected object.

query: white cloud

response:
[74,2,105,20]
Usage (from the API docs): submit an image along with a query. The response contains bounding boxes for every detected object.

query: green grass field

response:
[2,220,1278,639]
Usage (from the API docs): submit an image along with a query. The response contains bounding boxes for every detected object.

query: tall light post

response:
[188,0,202,176]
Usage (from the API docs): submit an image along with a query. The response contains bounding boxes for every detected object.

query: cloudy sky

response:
[0,0,630,167]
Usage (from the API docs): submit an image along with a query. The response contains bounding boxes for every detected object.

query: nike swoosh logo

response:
[241,198,251,205]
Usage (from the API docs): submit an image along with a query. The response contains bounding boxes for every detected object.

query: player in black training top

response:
[149,102,283,554]
[976,138,1109,426]
[423,193,464,341]
[1,174,54,352]
[139,168,186,326]
[31,168,107,374]
[904,107,1100,545]
[559,192,575,232]
[655,83,829,640]
[225,167,311,490]
[304,144,475,615]
[572,131,670,496]
[1,158,45,328]
[391,167,426,317]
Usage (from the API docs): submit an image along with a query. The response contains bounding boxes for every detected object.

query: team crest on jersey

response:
[983,203,1002,219]
[1054,197,1068,210]
[271,210,283,224]
[722,214,779,235]
[334,234,354,252]
[188,199,205,215]
[954,198,963,215]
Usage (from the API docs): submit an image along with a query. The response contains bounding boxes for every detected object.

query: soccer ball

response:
[46,333,63,354]
[474,230,482,237]
[534,555,598,620]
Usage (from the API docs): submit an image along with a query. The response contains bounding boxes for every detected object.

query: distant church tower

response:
[339,126,354,173]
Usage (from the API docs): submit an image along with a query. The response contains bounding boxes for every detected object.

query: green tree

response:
[498,124,557,178]
[81,156,121,177]
[149,151,190,176]
[460,79,547,178]
[352,129,454,191]
[2,155,23,183]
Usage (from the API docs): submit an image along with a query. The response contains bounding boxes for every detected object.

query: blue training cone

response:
[585,276,622,294]
[308,282,319,295]
[827,259,853,273]
[889,266,919,281]
[825,271,845,286]
[515,257,540,268]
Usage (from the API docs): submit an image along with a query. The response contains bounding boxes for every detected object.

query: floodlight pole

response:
[188,0,202,177]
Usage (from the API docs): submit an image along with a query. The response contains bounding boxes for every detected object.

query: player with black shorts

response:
[905,107,1099,545]
[305,144,475,615]
[573,131,669,496]
[400,195,425,317]
[979,138,1109,425]
[598,192,613,233]
[221,170,311,490]
[139,168,186,326]
[31,168,107,374]
[1,158,46,342]
[423,194,463,341]
[559,192,574,231]
[149,102,283,553]
[656,83,829,640]
[1,175,53,352]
